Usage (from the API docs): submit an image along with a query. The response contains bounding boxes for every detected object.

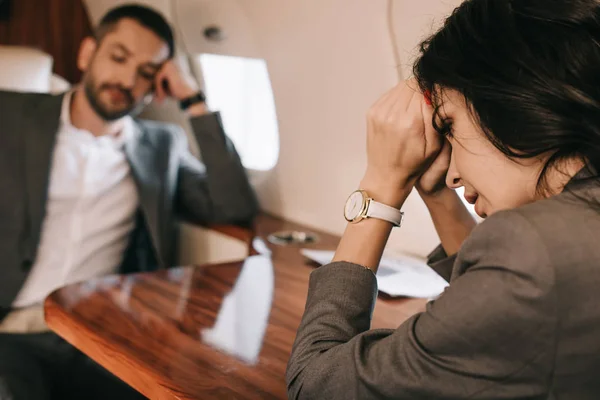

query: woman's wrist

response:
[418,186,458,207]
[420,187,475,224]
[332,218,394,272]
[330,174,411,273]
[420,187,476,255]
[359,172,414,209]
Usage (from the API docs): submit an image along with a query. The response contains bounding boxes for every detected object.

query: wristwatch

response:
[344,190,404,227]
[180,91,206,111]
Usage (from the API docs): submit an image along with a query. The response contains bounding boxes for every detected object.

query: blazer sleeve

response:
[286,210,557,400]
[174,112,259,225]
[427,245,456,282]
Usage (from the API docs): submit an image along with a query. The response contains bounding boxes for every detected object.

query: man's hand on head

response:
[154,60,209,116]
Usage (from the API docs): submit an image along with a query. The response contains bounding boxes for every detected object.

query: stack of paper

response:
[300,249,448,299]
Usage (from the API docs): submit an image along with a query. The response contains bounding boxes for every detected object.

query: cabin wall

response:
[236,0,434,256]
[85,0,173,23]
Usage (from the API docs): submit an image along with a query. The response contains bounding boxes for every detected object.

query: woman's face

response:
[440,89,545,218]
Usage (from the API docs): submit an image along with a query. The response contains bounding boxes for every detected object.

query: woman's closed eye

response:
[439,119,454,138]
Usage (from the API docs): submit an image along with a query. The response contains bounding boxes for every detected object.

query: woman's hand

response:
[361,79,443,208]
[416,139,452,198]
[333,80,441,270]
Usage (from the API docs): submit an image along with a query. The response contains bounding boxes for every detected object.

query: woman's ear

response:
[77,37,97,72]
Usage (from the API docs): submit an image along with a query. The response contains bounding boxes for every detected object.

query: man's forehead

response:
[102,18,170,64]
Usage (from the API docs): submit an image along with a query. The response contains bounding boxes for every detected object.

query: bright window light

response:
[197,54,280,171]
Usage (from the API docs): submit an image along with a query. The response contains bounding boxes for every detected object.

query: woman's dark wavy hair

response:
[414,0,600,193]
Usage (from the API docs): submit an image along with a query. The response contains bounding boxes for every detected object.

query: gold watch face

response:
[344,190,368,223]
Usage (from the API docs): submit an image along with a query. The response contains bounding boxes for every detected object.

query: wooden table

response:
[44,214,427,399]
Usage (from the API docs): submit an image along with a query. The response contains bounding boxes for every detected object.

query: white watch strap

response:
[366,199,404,227]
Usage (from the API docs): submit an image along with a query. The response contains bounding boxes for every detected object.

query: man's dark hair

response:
[96,4,175,58]
[414,0,600,192]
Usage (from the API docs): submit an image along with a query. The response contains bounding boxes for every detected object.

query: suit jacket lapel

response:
[125,124,164,265]
[22,93,64,260]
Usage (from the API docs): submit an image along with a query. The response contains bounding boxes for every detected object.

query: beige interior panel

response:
[177,222,249,266]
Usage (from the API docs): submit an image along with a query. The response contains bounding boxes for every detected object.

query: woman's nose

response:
[446,174,462,189]
[445,153,462,189]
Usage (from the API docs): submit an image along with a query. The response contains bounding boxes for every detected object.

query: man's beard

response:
[84,77,141,121]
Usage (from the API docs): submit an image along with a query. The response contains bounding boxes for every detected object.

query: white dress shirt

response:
[12,92,139,308]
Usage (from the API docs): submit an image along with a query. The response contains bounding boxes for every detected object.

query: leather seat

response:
[0,45,70,93]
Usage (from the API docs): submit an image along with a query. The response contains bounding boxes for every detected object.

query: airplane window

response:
[196,54,280,171]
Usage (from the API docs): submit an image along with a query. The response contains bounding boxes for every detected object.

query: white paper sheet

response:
[301,249,449,298]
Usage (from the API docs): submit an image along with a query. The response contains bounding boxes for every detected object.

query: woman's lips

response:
[465,193,486,218]
[464,193,478,204]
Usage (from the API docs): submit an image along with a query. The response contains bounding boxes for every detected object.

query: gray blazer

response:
[287,171,600,399]
[0,90,258,312]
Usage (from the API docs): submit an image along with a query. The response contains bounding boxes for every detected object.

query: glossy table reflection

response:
[44,214,427,399]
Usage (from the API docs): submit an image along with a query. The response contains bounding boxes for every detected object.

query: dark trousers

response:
[0,332,145,400]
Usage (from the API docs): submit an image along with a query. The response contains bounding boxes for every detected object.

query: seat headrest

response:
[0,46,54,93]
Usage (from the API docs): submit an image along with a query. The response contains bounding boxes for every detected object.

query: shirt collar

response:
[60,90,134,149]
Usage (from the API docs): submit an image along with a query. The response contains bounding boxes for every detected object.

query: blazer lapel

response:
[125,124,165,265]
[22,93,64,259]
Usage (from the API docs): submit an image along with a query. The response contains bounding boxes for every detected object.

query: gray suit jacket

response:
[0,90,258,312]
[287,171,600,399]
